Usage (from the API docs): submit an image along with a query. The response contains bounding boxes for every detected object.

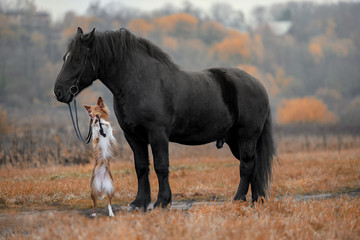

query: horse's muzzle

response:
[54,90,62,101]
[53,89,73,103]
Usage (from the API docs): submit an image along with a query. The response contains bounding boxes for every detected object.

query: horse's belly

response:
[169,127,229,145]
[169,135,220,145]
[169,111,233,145]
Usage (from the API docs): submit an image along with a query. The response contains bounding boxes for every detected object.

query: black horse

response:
[54,27,276,210]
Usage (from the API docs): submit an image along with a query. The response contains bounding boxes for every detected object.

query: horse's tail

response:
[253,109,276,198]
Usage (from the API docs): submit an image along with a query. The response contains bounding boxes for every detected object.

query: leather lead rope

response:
[67,95,92,144]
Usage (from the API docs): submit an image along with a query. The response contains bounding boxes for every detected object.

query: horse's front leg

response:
[125,133,151,211]
[149,128,172,208]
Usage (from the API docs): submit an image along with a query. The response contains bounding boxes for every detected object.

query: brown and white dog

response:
[84,97,116,217]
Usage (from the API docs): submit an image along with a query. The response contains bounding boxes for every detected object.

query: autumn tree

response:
[128,19,154,36]
[153,13,198,38]
[199,21,226,45]
[308,19,355,63]
[237,64,293,97]
[277,97,338,124]
[0,106,10,134]
[162,36,178,50]
[0,13,15,41]
[210,3,245,29]
[62,16,105,38]
[210,30,251,63]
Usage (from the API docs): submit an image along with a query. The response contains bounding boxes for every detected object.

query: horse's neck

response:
[103,53,178,102]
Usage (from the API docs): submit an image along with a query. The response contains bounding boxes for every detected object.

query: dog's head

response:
[84,97,109,122]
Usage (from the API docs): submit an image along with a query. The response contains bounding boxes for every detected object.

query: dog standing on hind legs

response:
[84,97,116,217]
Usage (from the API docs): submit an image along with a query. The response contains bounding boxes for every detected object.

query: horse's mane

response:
[137,36,179,70]
[69,28,178,70]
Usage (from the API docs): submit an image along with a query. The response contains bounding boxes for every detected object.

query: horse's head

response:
[54,27,98,103]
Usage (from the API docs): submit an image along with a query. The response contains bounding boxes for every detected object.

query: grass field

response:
[0,147,359,239]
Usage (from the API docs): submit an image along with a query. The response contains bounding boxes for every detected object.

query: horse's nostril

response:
[55,90,63,100]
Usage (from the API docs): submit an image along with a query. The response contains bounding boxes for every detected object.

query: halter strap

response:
[68,48,91,96]
[67,47,96,144]
[96,115,107,137]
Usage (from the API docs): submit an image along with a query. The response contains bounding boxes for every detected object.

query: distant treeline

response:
[0,1,359,127]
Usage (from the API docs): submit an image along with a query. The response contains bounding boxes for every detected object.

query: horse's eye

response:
[74,58,80,62]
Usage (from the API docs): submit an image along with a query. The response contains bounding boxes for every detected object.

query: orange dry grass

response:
[0,149,359,208]
[0,149,359,239]
[1,197,359,239]
[272,150,360,195]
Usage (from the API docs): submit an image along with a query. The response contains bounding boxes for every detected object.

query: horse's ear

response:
[97,96,104,108]
[81,28,95,46]
[77,27,83,35]
[84,105,91,114]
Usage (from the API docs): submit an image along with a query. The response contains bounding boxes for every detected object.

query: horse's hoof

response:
[91,213,97,217]
[127,204,148,212]
[127,205,139,212]
[129,199,150,212]
[233,195,247,202]
[154,199,171,209]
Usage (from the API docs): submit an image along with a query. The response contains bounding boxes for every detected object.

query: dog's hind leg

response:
[91,192,97,217]
[108,193,114,217]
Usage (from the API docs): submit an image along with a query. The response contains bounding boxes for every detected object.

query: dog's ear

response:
[97,97,104,108]
[84,105,92,114]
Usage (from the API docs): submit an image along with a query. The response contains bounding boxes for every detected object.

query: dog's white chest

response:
[92,120,115,159]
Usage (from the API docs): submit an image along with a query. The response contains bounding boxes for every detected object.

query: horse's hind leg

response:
[108,193,114,217]
[234,160,254,201]
[91,192,97,217]
[235,138,267,203]
[250,175,266,202]
[229,138,256,202]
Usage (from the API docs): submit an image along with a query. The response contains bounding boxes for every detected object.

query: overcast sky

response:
[32,0,349,21]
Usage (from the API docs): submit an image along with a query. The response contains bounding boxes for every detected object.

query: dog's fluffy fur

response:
[84,97,116,217]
